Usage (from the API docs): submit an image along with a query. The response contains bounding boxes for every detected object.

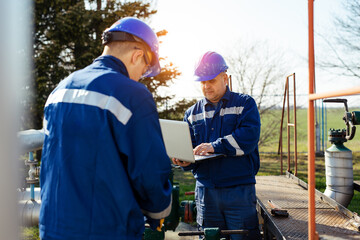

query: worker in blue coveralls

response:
[172,51,261,240]
[39,17,172,240]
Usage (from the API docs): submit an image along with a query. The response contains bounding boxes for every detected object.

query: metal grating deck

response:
[256,174,360,239]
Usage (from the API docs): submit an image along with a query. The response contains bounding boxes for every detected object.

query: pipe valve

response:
[323,98,357,140]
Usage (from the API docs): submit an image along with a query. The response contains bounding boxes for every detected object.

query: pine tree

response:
[24,0,180,129]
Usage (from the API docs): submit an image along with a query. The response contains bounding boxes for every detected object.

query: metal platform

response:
[256,173,360,239]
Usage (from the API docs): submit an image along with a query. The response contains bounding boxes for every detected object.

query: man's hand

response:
[194,143,214,155]
[172,158,191,167]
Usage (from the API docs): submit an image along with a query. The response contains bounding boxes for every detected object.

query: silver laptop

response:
[159,119,225,163]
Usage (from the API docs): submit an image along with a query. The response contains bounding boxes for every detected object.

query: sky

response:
[150,0,359,108]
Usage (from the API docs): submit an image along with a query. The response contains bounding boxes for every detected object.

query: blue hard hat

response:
[194,51,228,81]
[103,17,161,78]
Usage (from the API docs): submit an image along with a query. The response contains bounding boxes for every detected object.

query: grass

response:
[21,227,40,240]
[173,167,196,202]
[260,107,360,153]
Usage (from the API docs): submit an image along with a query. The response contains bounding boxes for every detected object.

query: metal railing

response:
[278,73,298,176]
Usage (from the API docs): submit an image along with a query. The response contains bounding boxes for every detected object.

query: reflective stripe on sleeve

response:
[224,134,244,156]
[45,89,132,125]
[43,118,49,136]
[141,197,172,219]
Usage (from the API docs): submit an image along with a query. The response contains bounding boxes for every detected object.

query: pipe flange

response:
[328,128,347,144]
[25,160,39,166]
[26,178,39,184]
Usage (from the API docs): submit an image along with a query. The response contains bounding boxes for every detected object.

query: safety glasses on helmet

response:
[134,46,152,66]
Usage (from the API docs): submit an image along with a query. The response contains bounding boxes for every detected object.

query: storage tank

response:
[324,129,353,207]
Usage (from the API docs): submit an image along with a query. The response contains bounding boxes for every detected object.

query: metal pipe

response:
[18,200,41,227]
[292,73,298,176]
[321,101,325,152]
[308,0,318,239]
[229,75,232,91]
[287,76,290,172]
[315,100,320,154]
[17,129,44,227]
[278,77,288,175]
[325,104,327,149]
[18,129,45,153]
[309,86,360,100]
[29,152,35,200]
[18,188,41,201]
[18,188,41,226]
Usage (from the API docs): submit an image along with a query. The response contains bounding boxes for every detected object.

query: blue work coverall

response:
[183,87,261,239]
[39,55,172,240]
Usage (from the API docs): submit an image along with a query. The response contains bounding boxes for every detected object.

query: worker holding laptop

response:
[172,51,261,239]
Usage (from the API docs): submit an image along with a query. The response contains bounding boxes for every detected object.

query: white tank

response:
[324,143,353,207]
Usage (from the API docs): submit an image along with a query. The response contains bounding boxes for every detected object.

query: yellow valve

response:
[156,218,164,232]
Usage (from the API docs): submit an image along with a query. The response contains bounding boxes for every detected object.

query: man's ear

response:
[131,48,143,65]
[223,73,229,85]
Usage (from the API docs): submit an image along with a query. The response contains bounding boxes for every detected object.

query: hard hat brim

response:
[194,71,222,82]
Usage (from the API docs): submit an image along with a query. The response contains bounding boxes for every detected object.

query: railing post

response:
[308,0,318,239]
[293,74,298,176]
[287,75,291,172]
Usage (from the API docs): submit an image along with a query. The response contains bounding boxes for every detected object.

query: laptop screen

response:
[159,119,225,163]
[159,119,196,163]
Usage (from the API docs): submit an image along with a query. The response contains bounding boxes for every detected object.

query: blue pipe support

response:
[29,152,35,200]
[321,101,324,152]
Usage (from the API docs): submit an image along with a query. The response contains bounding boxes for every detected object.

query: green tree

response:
[24,0,180,130]
[159,98,198,120]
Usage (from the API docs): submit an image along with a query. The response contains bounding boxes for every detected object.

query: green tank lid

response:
[327,142,351,152]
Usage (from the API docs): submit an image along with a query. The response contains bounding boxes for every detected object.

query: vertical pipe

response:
[308,0,318,239]
[325,104,327,149]
[321,101,324,152]
[278,78,288,175]
[280,132,283,175]
[287,77,291,172]
[293,74,298,176]
[229,75,232,91]
[315,100,320,154]
[29,152,35,200]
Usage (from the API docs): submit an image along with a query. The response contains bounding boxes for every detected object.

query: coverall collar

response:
[94,55,130,78]
[202,86,231,107]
